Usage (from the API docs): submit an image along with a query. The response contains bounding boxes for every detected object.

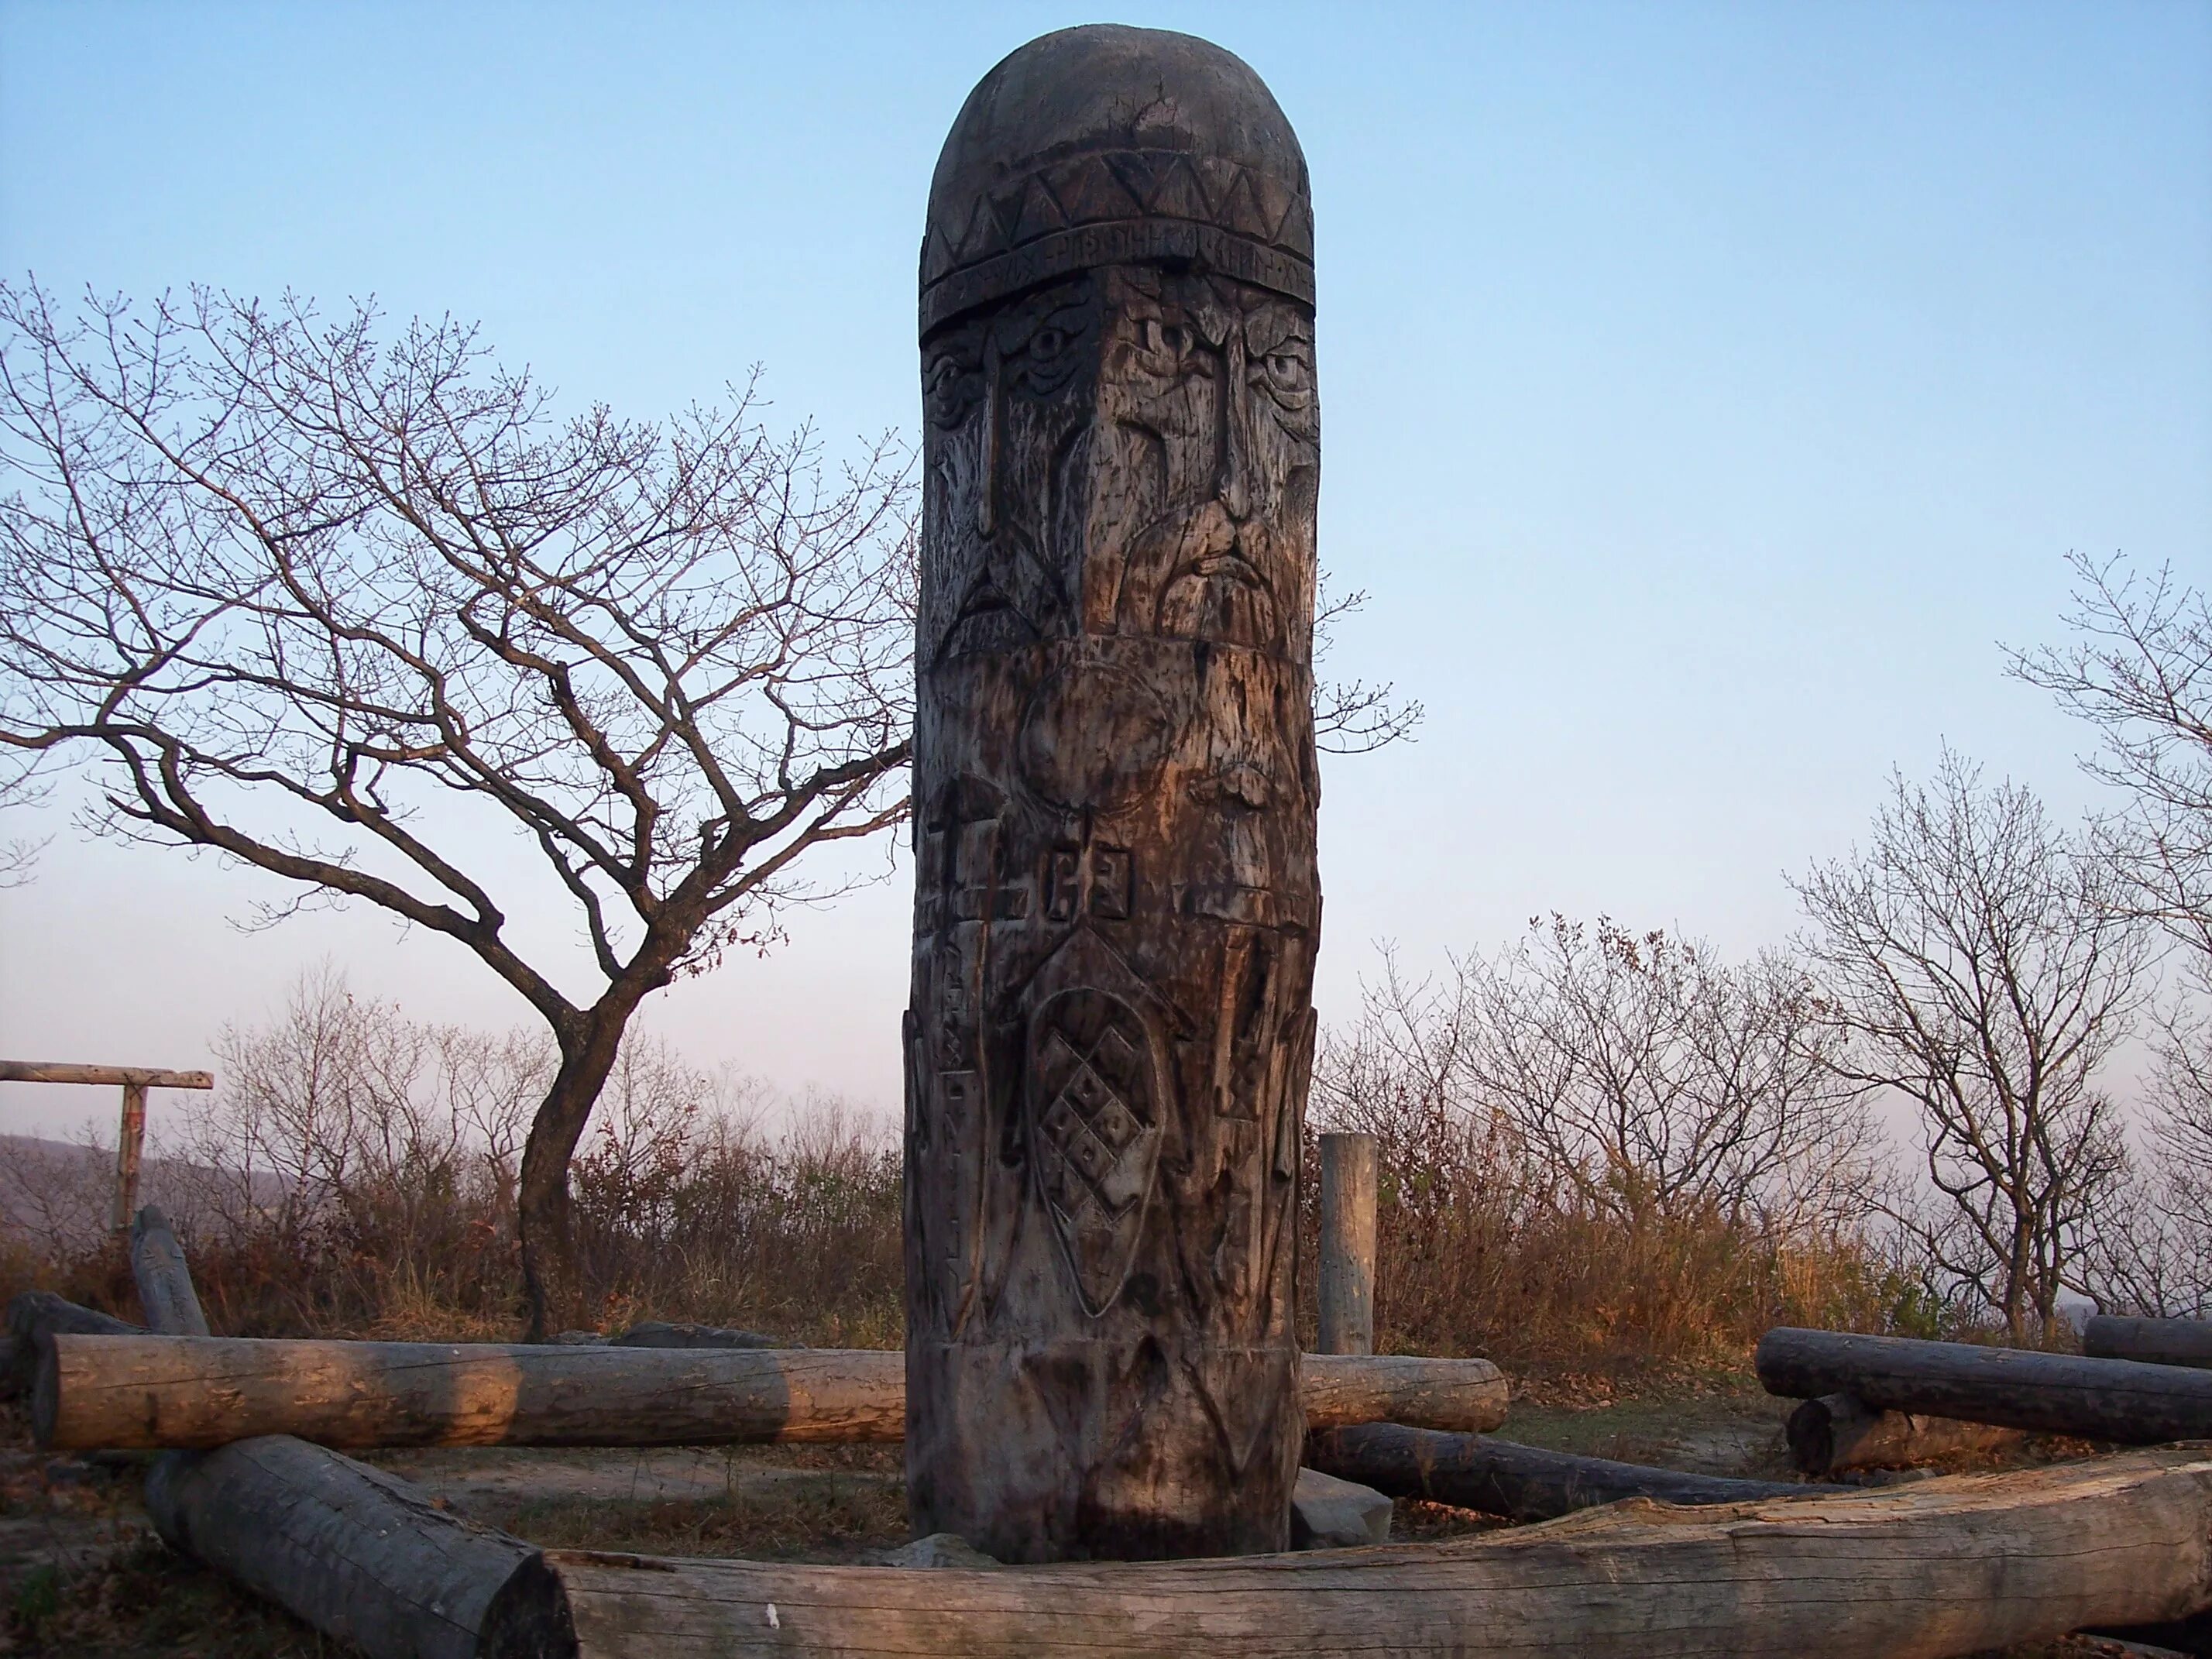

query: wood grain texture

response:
[2086,1314,2212,1371]
[146,1435,540,1659]
[908,26,1327,1560]
[36,1337,1504,1451]
[1757,1325,2212,1441]
[477,1448,2212,1659]
[1317,1133,1377,1357]
[1307,1423,1832,1522]
[1784,1392,2025,1477]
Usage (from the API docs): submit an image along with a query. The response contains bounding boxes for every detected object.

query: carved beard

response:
[1086,268,1320,660]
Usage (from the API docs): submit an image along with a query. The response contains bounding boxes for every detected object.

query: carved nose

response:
[1217,342,1256,522]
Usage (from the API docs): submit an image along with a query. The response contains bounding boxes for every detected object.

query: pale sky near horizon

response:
[1,2,2207,1143]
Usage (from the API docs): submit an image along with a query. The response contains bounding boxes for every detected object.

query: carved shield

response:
[1028,988,1163,1317]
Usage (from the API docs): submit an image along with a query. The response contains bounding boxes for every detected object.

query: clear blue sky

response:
[2,2,2207,1137]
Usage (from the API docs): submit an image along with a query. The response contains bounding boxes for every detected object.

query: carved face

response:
[920,266,1317,665]
[1087,269,1319,660]
[921,276,1101,666]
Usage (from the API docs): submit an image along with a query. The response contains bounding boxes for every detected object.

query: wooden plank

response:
[39,1338,1508,1451]
[1784,1392,2026,1477]
[1317,1133,1378,1357]
[0,1060,212,1088]
[1757,1326,2212,1442]
[476,1448,2212,1659]
[2085,1314,2212,1371]
[1307,1423,1832,1522]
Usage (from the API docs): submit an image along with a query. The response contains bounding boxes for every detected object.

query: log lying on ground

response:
[612,1320,775,1349]
[1785,1392,2028,1476]
[146,1435,541,1659]
[38,1338,1508,1451]
[2086,1314,2212,1372]
[478,1448,2212,1659]
[2,1290,138,1399]
[1757,1326,2212,1443]
[1307,1423,1831,1522]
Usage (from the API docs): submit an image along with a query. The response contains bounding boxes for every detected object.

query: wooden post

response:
[112,1082,147,1232]
[1318,1132,1378,1356]
[129,1206,210,1337]
[908,26,1324,1561]
[0,1062,214,1235]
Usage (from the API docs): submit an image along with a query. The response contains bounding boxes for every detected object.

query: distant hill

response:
[0,1133,287,1255]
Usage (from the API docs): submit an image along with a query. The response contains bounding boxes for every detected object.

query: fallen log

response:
[476,1448,2212,1659]
[123,1205,543,1659]
[2086,1314,2212,1371]
[1757,1326,2212,1443]
[2,1290,138,1399]
[1307,1422,1831,1521]
[130,1204,209,1337]
[1784,1392,2027,1476]
[146,1435,541,1659]
[612,1320,775,1349]
[37,1338,1507,1451]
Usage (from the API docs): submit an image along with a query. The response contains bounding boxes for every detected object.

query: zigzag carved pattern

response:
[924,149,1313,284]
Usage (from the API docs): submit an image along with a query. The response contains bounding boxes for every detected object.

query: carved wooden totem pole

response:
[905,24,1321,1561]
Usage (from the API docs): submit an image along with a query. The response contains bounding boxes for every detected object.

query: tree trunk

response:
[476,1448,2212,1659]
[1756,1325,2212,1441]
[518,996,644,1341]
[1307,1424,1832,1522]
[1783,1393,2027,1477]
[38,1335,1505,1451]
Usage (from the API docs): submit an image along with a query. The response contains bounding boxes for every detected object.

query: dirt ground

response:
[0,1380,2190,1657]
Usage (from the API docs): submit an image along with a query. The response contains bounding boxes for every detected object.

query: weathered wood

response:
[1307,1423,1831,1522]
[2,1290,138,1399]
[908,25,1324,1560]
[613,1320,775,1349]
[1757,1325,2212,1442]
[477,1448,2212,1659]
[1318,1132,1378,1356]
[129,1204,210,1337]
[146,1435,541,1659]
[1784,1391,2027,1476]
[38,1337,1506,1451]
[111,1081,149,1231]
[2087,1314,2212,1371]
[0,1060,213,1087]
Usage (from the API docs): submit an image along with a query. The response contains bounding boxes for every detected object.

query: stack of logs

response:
[16,1200,2212,1655]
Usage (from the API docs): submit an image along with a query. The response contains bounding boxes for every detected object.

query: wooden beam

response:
[1784,1393,2026,1477]
[0,1061,212,1088]
[476,1448,2212,1659]
[1757,1326,2212,1443]
[2,1290,138,1400]
[1317,1132,1378,1357]
[38,1339,1509,1452]
[1307,1423,1832,1522]
[2085,1314,2212,1371]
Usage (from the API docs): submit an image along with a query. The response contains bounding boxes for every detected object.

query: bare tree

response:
[1327,919,1882,1235]
[1795,749,2147,1342]
[0,283,915,1333]
[2009,551,2212,965]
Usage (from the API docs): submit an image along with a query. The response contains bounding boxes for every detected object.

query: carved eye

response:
[924,355,980,427]
[1258,342,1314,406]
[1032,327,1067,361]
